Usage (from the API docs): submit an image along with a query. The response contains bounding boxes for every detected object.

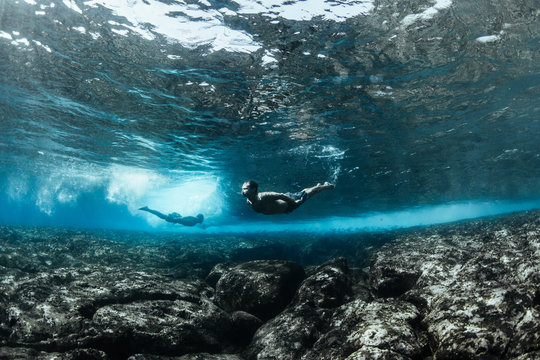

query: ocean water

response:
[0,0,539,233]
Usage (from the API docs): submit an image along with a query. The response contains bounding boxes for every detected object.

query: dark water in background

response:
[0,0,539,232]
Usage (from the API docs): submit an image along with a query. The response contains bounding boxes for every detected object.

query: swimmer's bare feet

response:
[303,182,335,198]
[322,181,335,189]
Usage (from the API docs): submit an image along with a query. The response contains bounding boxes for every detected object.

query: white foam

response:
[0,31,13,40]
[84,0,261,53]
[7,160,224,223]
[401,0,452,27]
[11,38,30,47]
[261,53,278,66]
[139,177,224,227]
[476,35,501,43]
[32,40,52,52]
[31,165,102,215]
[72,26,87,34]
[81,0,373,53]
[104,165,224,225]
[6,177,29,202]
[288,144,345,160]
[105,165,163,208]
[314,145,346,159]
[111,28,129,36]
[330,165,341,184]
[62,0,83,14]
[234,0,374,21]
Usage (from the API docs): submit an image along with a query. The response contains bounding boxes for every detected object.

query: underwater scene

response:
[0,0,539,358]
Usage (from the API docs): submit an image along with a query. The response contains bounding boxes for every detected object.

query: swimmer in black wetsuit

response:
[241,181,335,215]
[139,206,204,226]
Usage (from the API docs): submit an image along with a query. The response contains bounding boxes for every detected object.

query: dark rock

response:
[1,266,234,359]
[348,266,373,303]
[0,347,109,359]
[339,347,411,360]
[63,348,111,359]
[244,304,326,360]
[507,307,540,358]
[246,297,425,360]
[244,258,359,359]
[215,260,305,321]
[231,243,303,264]
[302,298,426,360]
[128,354,244,360]
[230,311,263,345]
[0,347,54,360]
[293,257,351,308]
[206,262,236,288]
[0,226,234,279]
[82,297,232,358]
[370,214,540,359]
[513,351,540,360]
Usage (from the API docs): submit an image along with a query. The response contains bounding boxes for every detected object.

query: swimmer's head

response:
[242,180,258,197]
[197,214,204,222]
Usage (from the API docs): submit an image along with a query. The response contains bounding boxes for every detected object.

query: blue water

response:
[0,0,539,233]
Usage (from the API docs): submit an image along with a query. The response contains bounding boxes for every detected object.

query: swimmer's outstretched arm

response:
[139,206,168,220]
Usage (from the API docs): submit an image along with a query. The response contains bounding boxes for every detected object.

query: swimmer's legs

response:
[139,206,168,220]
[301,182,335,199]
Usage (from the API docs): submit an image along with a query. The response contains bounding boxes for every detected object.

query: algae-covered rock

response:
[128,354,244,360]
[1,266,234,358]
[370,213,540,359]
[214,260,305,320]
[245,304,326,360]
[245,258,364,360]
[302,298,426,360]
[0,347,109,359]
[293,257,352,308]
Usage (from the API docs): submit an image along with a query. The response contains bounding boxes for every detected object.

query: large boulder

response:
[293,257,352,308]
[213,260,305,321]
[244,304,326,360]
[245,258,366,360]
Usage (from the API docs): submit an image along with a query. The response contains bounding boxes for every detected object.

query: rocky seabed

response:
[1,211,539,359]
